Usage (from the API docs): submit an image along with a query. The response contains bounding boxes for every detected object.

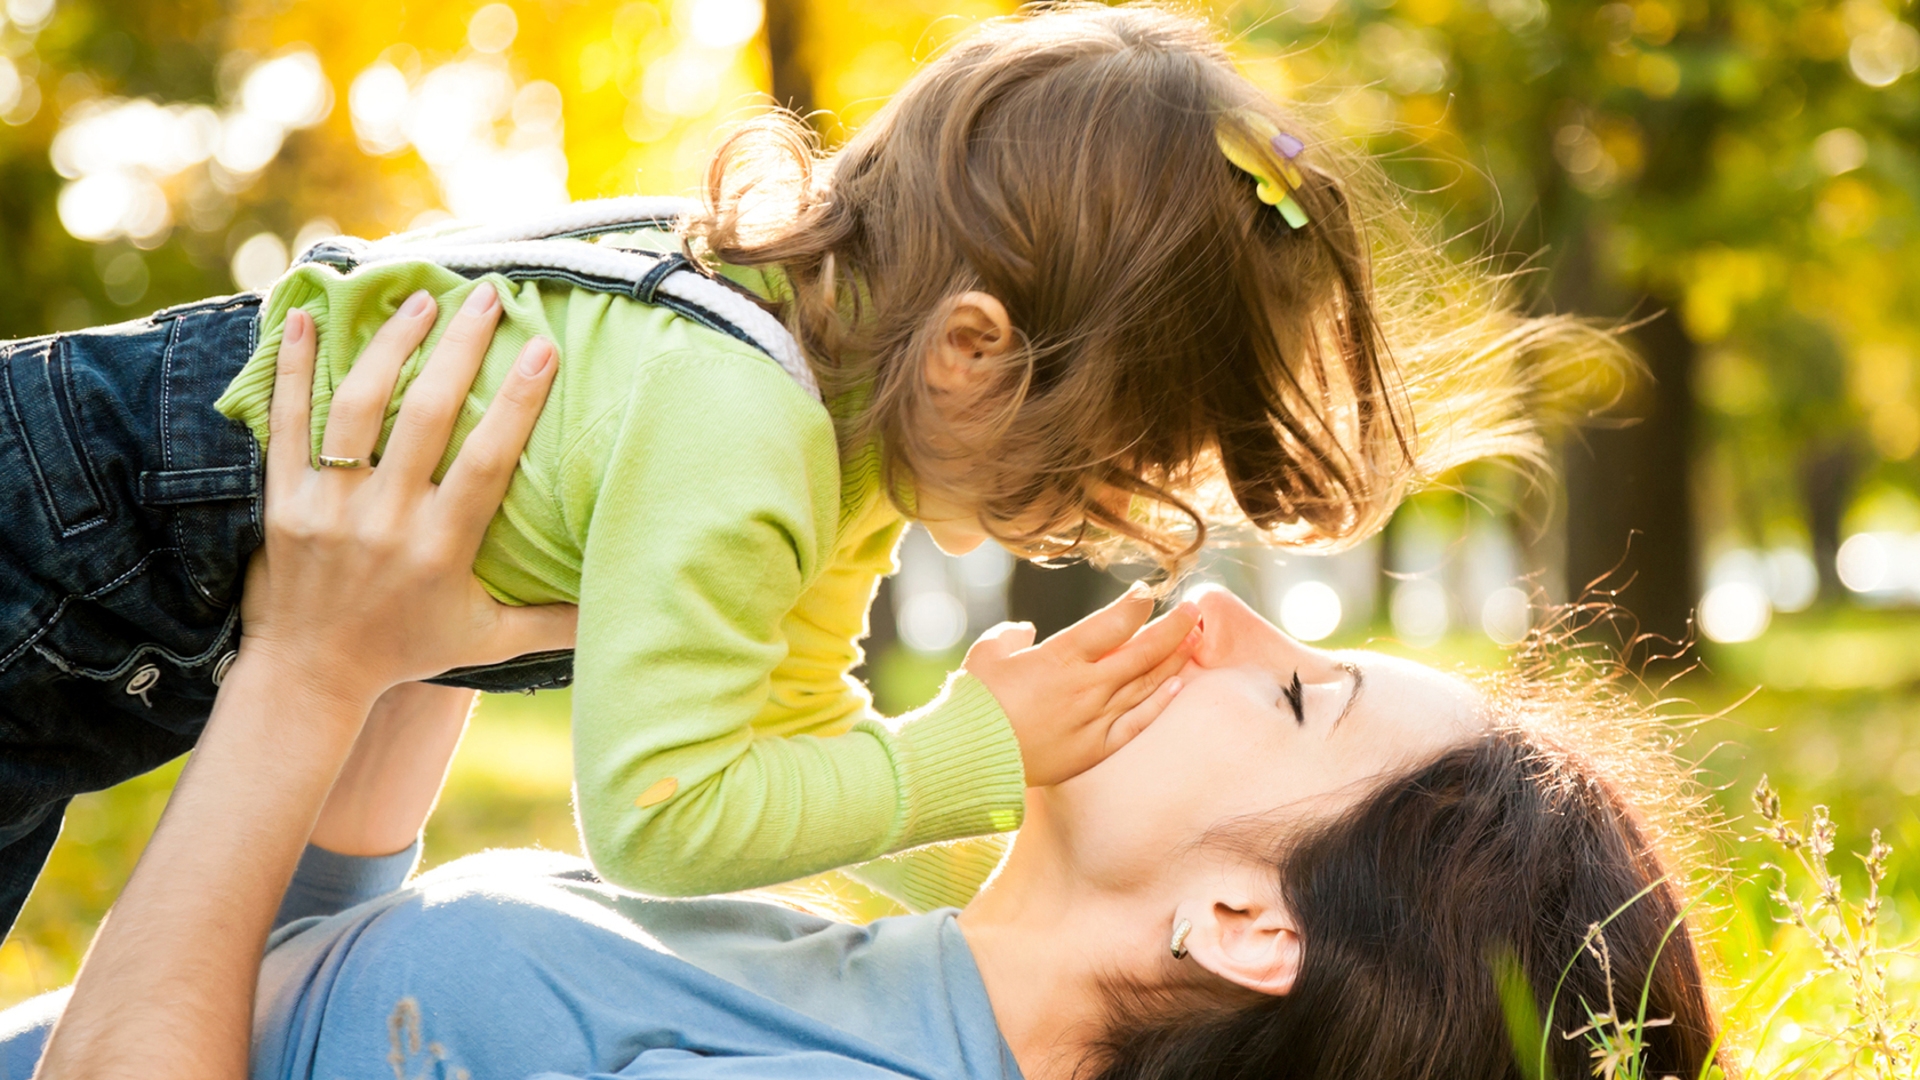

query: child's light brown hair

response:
[689,2,1609,567]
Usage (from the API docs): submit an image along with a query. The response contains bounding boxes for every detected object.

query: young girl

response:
[0,3,1580,935]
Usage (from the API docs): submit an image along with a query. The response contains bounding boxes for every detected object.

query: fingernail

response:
[462,283,498,314]
[517,339,554,376]
[402,291,433,317]
[1124,580,1150,599]
[284,309,308,343]
[1166,677,1183,696]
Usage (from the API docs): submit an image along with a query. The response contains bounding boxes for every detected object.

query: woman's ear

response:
[1174,891,1303,997]
[925,291,1014,395]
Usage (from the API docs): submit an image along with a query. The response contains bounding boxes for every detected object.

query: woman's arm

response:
[34,285,570,1080]
[307,681,476,858]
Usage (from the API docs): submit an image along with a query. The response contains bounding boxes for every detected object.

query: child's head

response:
[691,2,1601,567]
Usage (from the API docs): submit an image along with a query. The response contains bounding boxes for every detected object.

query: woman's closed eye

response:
[1281,671,1304,725]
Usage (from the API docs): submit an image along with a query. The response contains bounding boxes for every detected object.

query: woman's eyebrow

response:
[1334,661,1364,727]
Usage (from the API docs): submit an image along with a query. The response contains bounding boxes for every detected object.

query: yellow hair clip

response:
[1215,109,1310,229]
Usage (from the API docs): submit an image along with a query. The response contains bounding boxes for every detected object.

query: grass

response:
[2,609,1917,1080]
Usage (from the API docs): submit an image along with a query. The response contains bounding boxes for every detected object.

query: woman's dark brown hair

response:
[688,3,1611,566]
[1089,657,1727,1080]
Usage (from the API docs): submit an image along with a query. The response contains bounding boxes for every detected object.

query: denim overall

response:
[0,197,814,938]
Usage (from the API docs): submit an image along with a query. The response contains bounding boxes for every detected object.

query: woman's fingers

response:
[380,283,505,481]
[439,337,557,537]
[317,289,437,462]
[265,309,317,497]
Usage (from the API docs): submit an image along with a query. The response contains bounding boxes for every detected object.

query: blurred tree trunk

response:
[1562,303,1699,652]
[1802,442,1859,603]
[763,0,815,119]
[1008,561,1126,642]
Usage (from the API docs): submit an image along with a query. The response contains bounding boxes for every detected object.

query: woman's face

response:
[1035,586,1484,885]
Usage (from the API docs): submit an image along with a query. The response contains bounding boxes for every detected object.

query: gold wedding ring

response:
[316,454,370,469]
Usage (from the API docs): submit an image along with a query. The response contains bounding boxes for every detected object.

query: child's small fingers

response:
[1050,581,1155,661]
[1104,676,1183,757]
[266,309,316,486]
[968,621,1037,662]
[1096,600,1200,684]
[1103,642,1190,718]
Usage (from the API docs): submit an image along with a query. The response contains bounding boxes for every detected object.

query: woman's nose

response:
[1183,584,1266,668]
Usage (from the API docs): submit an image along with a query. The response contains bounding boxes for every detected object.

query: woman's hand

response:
[240,283,576,714]
[36,290,563,1080]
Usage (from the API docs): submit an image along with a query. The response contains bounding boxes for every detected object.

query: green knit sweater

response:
[213,241,1025,912]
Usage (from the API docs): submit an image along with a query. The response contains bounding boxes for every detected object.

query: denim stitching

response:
[151,294,263,323]
[31,604,240,682]
[3,552,240,679]
[51,337,112,536]
[160,311,224,606]
[0,546,164,671]
[0,340,108,538]
[244,308,263,547]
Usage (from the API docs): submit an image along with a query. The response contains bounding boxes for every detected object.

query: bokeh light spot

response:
[468,4,520,54]
[1279,581,1342,642]
[684,0,764,50]
[1699,582,1771,643]
[230,232,289,291]
[899,592,967,655]
[1480,586,1531,646]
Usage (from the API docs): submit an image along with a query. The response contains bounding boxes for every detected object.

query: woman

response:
[0,307,1723,1080]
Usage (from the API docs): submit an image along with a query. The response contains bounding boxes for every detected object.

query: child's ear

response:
[1174,890,1303,997]
[925,291,1014,395]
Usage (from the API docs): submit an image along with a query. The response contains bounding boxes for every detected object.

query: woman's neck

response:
[957,802,1154,1080]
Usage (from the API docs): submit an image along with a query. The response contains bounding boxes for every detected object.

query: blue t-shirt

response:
[0,847,1021,1080]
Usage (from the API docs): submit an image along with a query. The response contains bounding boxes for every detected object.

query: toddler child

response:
[0,3,1574,935]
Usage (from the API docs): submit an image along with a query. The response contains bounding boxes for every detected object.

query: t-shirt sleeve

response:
[271,842,422,931]
[570,353,1024,898]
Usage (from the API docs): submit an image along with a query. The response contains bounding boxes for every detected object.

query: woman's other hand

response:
[239,284,576,713]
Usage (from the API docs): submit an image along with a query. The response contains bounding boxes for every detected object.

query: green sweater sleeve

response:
[571,351,1026,897]
[843,833,1014,912]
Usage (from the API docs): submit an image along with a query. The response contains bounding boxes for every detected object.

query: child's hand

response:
[963,583,1200,788]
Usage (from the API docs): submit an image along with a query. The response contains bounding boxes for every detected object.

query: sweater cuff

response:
[272,840,422,930]
[871,672,1026,850]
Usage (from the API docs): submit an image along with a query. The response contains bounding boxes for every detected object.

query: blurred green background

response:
[0,0,1916,1069]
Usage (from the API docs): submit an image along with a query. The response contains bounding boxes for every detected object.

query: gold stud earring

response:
[1170,918,1193,960]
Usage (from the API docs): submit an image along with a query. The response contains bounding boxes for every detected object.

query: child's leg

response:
[0,296,264,942]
